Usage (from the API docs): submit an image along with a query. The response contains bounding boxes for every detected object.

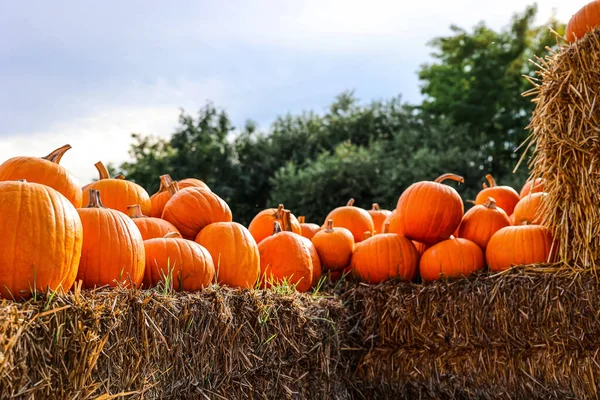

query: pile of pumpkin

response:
[0,145,553,299]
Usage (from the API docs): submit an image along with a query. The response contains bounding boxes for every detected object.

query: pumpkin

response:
[368,203,392,234]
[127,204,179,240]
[178,178,210,191]
[82,161,151,215]
[419,237,484,281]
[77,189,145,288]
[413,241,430,256]
[150,174,175,218]
[162,184,232,240]
[566,1,600,42]
[323,198,374,243]
[248,204,301,244]
[143,232,214,291]
[0,144,82,208]
[475,174,520,216]
[486,225,555,272]
[303,236,322,287]
[351,223,419,284]
[457,197,510,249]
[519,178,545,198]
[513,192,547,225]
[0,180,83,300]
[384,209,404,235]
[258,222,314,292]
[312,219,355,272]
[509,213,516,225]
[195,222,260,288]
[395,173,464,245]
[298,216,320,239]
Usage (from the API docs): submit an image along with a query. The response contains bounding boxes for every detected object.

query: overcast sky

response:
[0,1,573,183]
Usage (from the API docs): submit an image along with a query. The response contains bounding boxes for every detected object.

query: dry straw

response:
[519,27,600,271]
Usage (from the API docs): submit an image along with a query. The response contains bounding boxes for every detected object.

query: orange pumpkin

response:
[509,213,516,225]
[475,174,520,216]
[149,174,175,218]
[298,216,320,239]
[312,219,355,272]
[351,223,419,284]
[419,237,484,281]
[513,192,547,225]
[384,209,404,235]
[82,161,151,215]
[368,203,392,234]
[258,222,314,292]
[395,173,464,245]
[413,241,430,256]
[486,225,555,272]
[248,204,301,244]
[457,197,510,250]
[162,184,232,240]
[195,222,260,288]
[0,180,83,300]
[519,178,544,198]
[143,233,214,291]
[0,144,82,208]
[77,189,145,288]
[323,198,374,243]
[566,1,600,42]
[178,178,210,191]
[302,236,322,287]
[127,204,179,240]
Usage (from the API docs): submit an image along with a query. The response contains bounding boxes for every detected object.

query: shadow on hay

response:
[1,267,600,399]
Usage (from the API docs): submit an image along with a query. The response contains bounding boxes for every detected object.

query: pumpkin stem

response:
[298,216,306,224]
[275,204,284,219]
[164,232,182,239]
[282,210,293,232]
[382,222,390,234]
[157,174,174,193]
[273,221,282,235]
[483,197,497,209]
[482,182,488,189]
[363,231,372,240]
[167,181,180,196]
[127,204,145,218]
[85,189,106,208]
[371,203,380,211]
[485,174,497,187]
[325,219,334,232]
[42,144,72,164]
[94,161,111,180]
[114,174,125,180]
[346,198,355,207]
[434,173,464,184]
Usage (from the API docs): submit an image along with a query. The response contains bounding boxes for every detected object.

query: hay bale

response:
[521,28,600,269]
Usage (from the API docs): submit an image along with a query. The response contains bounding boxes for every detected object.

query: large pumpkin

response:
[127,204,179,240]
[312,219,355,272]
[77,189,145,288]
[519,178,545,198]
[0,180,83,300]
[457,197,510,250]
[566,1,600,42]
[351,223,419,284]
[248,204,301,244]
[419,238,484,281]
[149,174,175,218]
[144,233,214,291]
[82,161,151,215]
[475,174,520,216]
[0,144,82,208]
[298,216,320,240]
[368,203,392,234]
[323,198,374,243]
[395,173,464,245]
[486,225,555,272]
[162,185,232,240]
[258,222,314,292]
[513,192,547,225]
[195,222,260,288]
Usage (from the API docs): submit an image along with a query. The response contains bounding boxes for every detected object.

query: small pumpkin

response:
[298,216,320,239]
[82,161,151,215]
[150,174,175,218]
[312,219,355,272]
[419,237,484,281]
[395,173,464,245]
[248,204,301,244]
[127,204,179,240]
[258,222,314,292]
[566,1,600,42]
[486,224,555,272]
[0,180,83,300]
[0,144,82,208]
[457,197,510,249]
[475,174,520,216]
[77,189,145,288]
[519,178,545,198]
[368,203,392,234]
[513,192,547,225]
[162,183,232,240]
[323,198,374,243]
[351,222,419,284]
[195,222,260,288]
[178,178,210,191]
[384,209,403,235]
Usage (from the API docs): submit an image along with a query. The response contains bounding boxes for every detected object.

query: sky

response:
[0,0,574,184]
